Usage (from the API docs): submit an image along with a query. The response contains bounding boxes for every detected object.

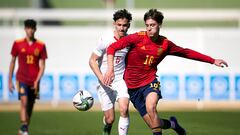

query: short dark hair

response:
[144,9,164,24]
[113,9,132,22]
[24,19,37,28]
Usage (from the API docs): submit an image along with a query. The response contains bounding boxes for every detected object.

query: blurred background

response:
[0,0,240,111]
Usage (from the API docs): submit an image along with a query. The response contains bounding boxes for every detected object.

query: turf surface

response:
[1,111,239,135]
[1,0,240,8]
[1,0,239,27]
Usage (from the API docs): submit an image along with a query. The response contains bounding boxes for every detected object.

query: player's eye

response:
[150,24,156,27]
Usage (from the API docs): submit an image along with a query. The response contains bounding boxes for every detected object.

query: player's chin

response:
[148,34,154,38]
[118,32,125,37]
[147,32,154,37]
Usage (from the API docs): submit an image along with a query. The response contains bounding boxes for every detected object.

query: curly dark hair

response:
[144,9,164,24]
[24,19,37,29]
[113,9,132,22]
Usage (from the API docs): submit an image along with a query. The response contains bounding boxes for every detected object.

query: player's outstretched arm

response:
[213,59,228,68]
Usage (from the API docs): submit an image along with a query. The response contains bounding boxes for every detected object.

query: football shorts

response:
[97,79,129,111]
[16,81,39,101]
[128,78,162,117]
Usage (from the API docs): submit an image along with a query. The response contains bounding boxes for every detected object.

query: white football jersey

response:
[93,32,129,82]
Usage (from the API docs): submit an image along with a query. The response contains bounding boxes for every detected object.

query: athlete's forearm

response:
[35,59,45,83]
[8,57,16,82]
[103,54,114,86]
[89,54,104,83]
[107,54,114,72]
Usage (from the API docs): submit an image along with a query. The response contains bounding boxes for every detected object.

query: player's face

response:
[145,19,160,38]
[25,27,36,39]
[114,18,130,38]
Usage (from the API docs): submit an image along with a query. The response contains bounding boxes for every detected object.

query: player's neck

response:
[26,36,35,45]
[150,35,159,42]
[114,31,126,40]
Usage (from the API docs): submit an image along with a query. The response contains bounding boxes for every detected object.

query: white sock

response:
[170,121,176,129]
[118,116,130,135]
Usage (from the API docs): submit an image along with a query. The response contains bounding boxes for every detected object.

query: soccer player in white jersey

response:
[89,9,132,135]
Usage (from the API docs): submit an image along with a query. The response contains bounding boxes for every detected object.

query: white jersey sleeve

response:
[93,36,107,57]
[92,32,129,81]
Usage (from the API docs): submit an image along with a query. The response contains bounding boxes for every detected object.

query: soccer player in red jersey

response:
[8,19,48,135]
[105,9,228,135]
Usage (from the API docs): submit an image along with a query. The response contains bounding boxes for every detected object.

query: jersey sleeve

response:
[107,33,140,55]
[11,41,18,57]
[93,36,107,56]
[167,40,215,64]
[40,44,48,60]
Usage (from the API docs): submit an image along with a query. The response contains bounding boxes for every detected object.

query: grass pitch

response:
[1,0,240,8]
[1,0,239,27]
[1,111,239,135]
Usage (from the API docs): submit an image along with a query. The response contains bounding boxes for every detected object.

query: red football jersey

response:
[107,31,215,89]
[11,38,48,86]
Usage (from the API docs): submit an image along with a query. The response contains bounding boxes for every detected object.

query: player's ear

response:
[33,28,37,32]
[159,24,162,28]
[127,23,131,28]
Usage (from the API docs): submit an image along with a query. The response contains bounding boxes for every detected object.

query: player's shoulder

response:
[136,31,147,36]
[35,39,45,46]
[159,35,173,45]
[14,38,25,44]
[160,35,168,40]
[101,32,114,40]
[98,32,115,47]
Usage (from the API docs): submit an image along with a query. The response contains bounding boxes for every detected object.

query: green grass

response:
[0,0,239,28]
[1,0,240,8]
[0,0,30,8]
[1,111,240,135]
[133,0,240,9]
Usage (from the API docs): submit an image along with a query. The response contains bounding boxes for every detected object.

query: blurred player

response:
[103,0,116,8]
[8,19,48,135]
[89,9,132,135]
[105,9,228,135]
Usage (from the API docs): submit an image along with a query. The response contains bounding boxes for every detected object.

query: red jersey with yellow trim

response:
[11,38,48,86]
[107,31,215,89]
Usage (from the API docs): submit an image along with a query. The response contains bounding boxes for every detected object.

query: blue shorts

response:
[17,81,39,100]
[128,78,162,117]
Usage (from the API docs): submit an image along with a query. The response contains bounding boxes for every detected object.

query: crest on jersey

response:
[140,45,146,50]
[157,48,163,56]
[34,48,40,56]
[137,31,146,36]
[21,48,26,53]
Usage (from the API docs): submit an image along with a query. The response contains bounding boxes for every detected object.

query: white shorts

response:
[97,79,129,111]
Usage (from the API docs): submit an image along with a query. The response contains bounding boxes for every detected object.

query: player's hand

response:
[8,81,14,93]
[98,75,105,86]
[214,59,228,68]
[103,69,114,86]
[31,80,39,95]
[33,81,38,90]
